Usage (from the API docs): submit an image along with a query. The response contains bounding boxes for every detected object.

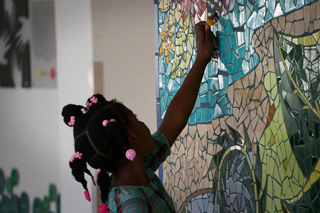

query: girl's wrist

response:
[194,56,210,67]
[192,58,209,73]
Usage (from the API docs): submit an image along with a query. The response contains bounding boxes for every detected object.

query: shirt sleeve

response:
[110,188,149,213]
[144,131,171,171]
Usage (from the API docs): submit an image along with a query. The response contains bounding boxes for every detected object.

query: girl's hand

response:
[195,13,218,64]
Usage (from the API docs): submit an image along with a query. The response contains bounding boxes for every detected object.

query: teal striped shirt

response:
[107,131,176,213]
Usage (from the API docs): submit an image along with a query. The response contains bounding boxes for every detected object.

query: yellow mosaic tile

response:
[284,159,288,170]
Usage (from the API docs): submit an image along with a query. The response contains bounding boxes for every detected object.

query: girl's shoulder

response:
[107,185,149,211]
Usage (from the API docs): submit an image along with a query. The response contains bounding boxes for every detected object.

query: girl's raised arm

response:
[158,13,218,147]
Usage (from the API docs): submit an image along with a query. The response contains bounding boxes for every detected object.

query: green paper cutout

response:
[6,177,12,194]
[43,196,49,213]
[0,169,4,194]
[1,195,10,213]
[49,184,56,201]
[0,168,60,213]
[9,195,19,213]
[20,192,30,213]
[56,194,61,213]
[11,168,19,186]
[33,198,42,213]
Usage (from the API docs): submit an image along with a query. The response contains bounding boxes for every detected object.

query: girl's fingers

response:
[195,21,206,34]
[208,12,219,20]
[196,21,208,28]
[206,12,219,25]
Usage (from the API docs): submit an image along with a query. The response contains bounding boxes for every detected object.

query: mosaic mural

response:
[155,0,320,212]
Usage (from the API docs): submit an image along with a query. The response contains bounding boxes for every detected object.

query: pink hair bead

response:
[102,119,116,127]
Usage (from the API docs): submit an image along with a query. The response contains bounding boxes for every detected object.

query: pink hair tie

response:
[98,203,109,213]
[86,96,98,108]
[85,102,93,107]
[70,151,83,162]
[102,119,116,127]
[90,96,98,103]
[75,152,82,159]
[68,116,76,126]
[84,189,91,202]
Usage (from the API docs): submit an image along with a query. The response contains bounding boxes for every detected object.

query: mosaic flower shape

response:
[159,13,175,65]
[170,14,194,79]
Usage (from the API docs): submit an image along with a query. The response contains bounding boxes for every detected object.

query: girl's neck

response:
[111,158,150,187]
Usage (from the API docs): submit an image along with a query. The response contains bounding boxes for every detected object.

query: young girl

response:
[62,14,218,213]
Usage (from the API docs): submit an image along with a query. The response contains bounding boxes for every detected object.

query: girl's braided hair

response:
[61,94,131,204]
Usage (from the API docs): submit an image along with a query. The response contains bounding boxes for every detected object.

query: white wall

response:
[92,0,157,133]
[0,89,60,202]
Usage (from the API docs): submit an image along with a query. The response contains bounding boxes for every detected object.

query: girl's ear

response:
[127,132,139,152]
[127,131,136,144]
[128,133,135,140]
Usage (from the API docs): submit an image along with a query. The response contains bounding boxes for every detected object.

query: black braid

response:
[69,158,89,190]
[97,170,111,203]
